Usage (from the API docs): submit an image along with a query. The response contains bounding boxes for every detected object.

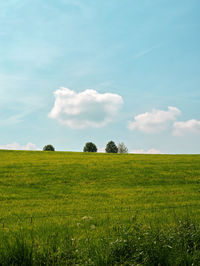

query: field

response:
[0,150,200,265]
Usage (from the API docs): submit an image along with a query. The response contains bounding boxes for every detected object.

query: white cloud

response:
[97,147,105,153]
[128,106,181,133]
[131,148,162,154]
[0,142,40,151]
[173,119,200,136]
[49,87,123,129]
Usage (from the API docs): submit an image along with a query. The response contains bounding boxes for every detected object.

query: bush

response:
[118,142,128,153]
[43,144,55,151]
[105,141,118,153]
[83,142,97,152]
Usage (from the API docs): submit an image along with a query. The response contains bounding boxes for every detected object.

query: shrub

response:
[118,142,128,153]
[105,141,118,153]
[43,144,55,151]
[83,142,97,152]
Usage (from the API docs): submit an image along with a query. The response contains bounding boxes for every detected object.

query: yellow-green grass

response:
[0,150,200,234]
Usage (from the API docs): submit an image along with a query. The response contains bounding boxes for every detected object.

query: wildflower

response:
[81,216,93,220]
[90,224,95,230]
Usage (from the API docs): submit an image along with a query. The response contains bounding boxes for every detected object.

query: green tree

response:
[83,142,97,152]
[118,142,128,153]
[105,141,118,153]
[43,144,55,151]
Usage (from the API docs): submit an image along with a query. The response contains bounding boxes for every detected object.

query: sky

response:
[0,0,200,153]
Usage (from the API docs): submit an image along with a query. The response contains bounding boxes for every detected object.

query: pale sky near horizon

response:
[0,0,200,153]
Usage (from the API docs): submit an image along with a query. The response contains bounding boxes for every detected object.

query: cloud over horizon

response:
[128,106,181,133]
[49,87,123,129]
[0,142,40,151]
[131,148,162,154]
[173,119,200,136]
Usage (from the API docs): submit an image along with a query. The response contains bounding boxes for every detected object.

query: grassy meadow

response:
[0,150,200,265]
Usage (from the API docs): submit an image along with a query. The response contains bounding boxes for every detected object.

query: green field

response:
[0,150,200,265]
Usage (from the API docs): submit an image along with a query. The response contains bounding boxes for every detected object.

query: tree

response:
[118,142,128,153]
[83,142,97,152]
[105,141,118,153]
[43,144,55,151]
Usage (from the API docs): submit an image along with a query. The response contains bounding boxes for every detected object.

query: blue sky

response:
[0,0,200,153]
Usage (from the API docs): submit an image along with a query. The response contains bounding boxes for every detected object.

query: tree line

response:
[43,141,128,153]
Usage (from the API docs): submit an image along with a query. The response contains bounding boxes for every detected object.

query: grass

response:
[1,220,200,265]
[0,150,200,264]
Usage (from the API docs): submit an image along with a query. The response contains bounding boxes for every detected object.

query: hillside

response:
[0,150,200,229]
[1,150,200,264]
